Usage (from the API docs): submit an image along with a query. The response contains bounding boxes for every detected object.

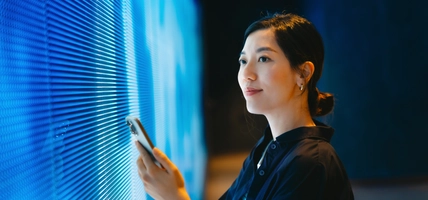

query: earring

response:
[299,84,304,91]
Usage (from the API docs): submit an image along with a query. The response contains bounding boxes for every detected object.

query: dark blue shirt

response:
[220,120,354,200]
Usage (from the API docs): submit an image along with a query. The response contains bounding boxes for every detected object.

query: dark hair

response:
[243,13,334,117]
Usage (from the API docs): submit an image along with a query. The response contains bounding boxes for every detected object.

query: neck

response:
[264,100,315,140]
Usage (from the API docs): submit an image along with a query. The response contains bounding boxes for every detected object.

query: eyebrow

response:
[240,47,277,55]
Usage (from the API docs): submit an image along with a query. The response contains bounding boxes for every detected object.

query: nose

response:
[239,61,257,82]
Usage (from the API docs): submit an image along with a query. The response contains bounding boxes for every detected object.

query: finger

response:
[135,141,156,169]
[137,165,144,180]
[136,155,146,171]
[134,140,146,155]
[152,147,175,173]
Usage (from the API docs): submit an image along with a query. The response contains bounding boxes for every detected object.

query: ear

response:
[296,61,315,87]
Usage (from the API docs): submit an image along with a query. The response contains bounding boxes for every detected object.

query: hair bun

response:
[315,90,334,116]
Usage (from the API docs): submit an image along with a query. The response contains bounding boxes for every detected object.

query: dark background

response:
[201,0,428,180]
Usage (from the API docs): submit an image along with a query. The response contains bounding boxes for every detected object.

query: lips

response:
[244,87,263,96]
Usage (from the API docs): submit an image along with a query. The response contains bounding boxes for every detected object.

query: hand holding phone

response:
[126,116,161,167]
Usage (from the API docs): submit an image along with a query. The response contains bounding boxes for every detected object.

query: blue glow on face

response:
[0,0,205,199]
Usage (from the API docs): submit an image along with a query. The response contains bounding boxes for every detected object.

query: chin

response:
[246,104,264,115]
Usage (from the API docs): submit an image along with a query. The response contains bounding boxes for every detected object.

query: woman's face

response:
[238,28,301,115]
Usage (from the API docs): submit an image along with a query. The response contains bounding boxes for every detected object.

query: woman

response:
[135,13,354,200]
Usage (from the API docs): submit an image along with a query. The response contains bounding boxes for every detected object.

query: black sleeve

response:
[219,154,253,200]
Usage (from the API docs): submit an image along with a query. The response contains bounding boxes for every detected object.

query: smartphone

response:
[125,116,161,167]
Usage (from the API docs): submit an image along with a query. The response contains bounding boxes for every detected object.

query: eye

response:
[258,56,270,62]
[238,59,247,65]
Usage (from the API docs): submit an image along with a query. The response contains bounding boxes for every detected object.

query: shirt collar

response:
[263,120,334,143]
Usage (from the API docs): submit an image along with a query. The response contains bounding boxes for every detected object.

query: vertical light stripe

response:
[122,0,147,199]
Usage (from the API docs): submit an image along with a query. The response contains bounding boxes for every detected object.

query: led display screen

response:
[0,0,206,199]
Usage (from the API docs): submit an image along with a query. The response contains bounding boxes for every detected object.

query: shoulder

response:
[279,138,337,171]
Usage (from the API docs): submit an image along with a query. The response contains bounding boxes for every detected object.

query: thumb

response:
[152,147,175,173]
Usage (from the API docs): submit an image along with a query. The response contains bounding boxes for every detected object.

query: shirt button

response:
[259,170,265,176]
[271,143,277,149]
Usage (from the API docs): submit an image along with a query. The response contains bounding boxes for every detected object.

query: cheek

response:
[237,68,245,87]
[265,68,295,92]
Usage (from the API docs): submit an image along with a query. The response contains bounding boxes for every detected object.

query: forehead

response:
[242,29,279,52]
